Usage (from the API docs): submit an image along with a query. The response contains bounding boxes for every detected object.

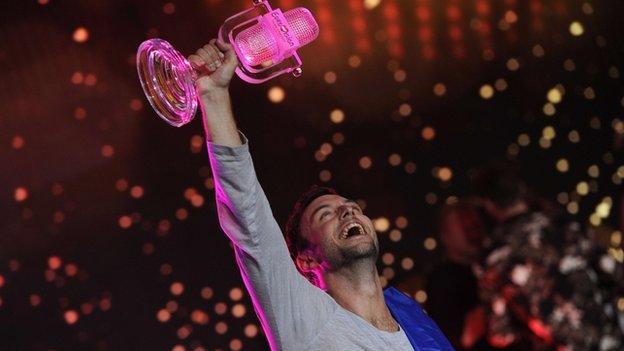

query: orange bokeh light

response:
[64,310,79,325]
[73,27,89,43]
[14,187,28,202]
[48,256,62,270]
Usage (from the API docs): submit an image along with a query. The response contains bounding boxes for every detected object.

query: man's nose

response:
[340,206,355,219]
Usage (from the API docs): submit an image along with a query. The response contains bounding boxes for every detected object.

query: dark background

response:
[0,0,623,350]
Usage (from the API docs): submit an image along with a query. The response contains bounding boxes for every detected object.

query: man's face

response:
[299,194,379,270]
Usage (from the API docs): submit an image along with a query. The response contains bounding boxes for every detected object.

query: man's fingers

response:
[215,40,232,52]
[196,48,211,62]
[214,40,238,69]
[187,54,203,67]
[204,44,224,65]
[188,39,238,82]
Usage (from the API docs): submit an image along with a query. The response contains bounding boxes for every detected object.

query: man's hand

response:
[188,39,241,147]
[188,39,238,96]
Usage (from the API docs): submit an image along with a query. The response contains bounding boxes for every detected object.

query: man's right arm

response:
[190,40,336,350]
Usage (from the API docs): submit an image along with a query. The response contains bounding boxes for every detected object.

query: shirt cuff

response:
[206,131,250,161]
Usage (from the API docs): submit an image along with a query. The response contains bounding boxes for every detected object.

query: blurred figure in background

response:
[426,201,492,350]
[473,164,624,350]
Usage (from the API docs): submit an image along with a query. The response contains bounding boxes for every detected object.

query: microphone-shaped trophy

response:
[136,0,319,127]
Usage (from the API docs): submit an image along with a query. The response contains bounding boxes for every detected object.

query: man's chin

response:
[341,242,378,262]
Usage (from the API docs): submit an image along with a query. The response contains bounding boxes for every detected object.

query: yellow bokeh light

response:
[389,229,402,242]
[438,167,453,181]
[479,84,494,99]
[596,201,611,218]
[364,0,381,10]
[424,237,437,250]
[539,138,552,149]
[567,202,578,214]
[267,86,285,103]
[507,143,519,156]
[618,298,624,311]
[543,103,556,116]
[359,156,373,169]
[564,59,576,71]
[589,213,601,226]
[495,78,508,91]
[542,126,556,140]
[506,58,520,71]
[569,21,584,36]
[415,290,428,303]
[568,130,580,143]
[547,88,562,104]
[588,165,600,178]
[532,44,545,57]
[556,159,569,173]
[330,109,345,123]
[584,87,596,100]
[611,231,622,246]
[576,181,589,196]
[373,217,390,232]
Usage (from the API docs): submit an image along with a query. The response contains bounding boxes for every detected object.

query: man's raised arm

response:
[188,40,335,350]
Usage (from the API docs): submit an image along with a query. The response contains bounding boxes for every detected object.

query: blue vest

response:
[384,286,455,351]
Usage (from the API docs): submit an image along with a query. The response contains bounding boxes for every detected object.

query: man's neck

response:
[323,260,399,332]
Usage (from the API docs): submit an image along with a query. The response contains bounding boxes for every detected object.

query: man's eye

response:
[320,211,330,220]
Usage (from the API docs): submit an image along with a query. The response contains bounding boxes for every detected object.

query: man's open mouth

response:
[339,222,365,240]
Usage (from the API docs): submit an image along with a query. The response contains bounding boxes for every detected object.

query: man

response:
[188,39,453,351]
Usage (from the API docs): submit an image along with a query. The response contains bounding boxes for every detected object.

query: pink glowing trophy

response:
[136,0,319,127]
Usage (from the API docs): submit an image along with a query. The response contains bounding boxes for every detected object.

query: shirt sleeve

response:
[207,132,337,351]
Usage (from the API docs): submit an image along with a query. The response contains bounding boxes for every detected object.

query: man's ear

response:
[295,250,320,272]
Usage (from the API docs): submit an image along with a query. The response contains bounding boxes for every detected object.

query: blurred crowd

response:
[422,164,624,351]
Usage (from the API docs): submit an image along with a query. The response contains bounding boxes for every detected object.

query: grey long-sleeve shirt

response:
[208,134,413,351]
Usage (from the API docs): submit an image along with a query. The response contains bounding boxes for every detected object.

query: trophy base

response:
[137,39,197,127]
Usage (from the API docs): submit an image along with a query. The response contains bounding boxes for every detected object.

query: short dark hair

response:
[284,185,337,263]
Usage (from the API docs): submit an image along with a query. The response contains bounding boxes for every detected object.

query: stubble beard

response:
[330,240,379,268]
